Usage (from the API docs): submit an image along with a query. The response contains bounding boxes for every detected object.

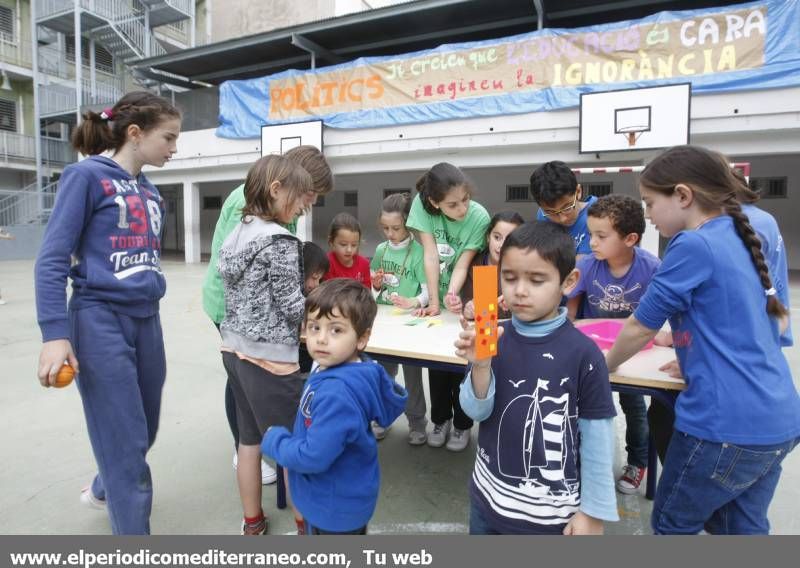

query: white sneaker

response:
[445,427,470,452]
[233,452,278,485]
[79,487,106,510]
[371,420,390,440]
[427,420,451,448]
[407,420,428,446]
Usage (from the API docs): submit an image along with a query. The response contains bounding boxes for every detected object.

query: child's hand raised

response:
[454,316,503,366]
[371,270,384,291]
[466,295,505,320]
[462,300,475,320]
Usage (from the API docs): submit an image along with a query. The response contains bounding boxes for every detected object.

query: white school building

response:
[144,83,800,267]
[9,0,798,267]
[132,0,800,269]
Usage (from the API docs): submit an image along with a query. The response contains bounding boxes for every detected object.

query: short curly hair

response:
[305,278,377,338]
[587,195,645,243]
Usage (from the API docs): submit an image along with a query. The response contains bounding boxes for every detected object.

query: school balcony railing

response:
[39,80,124,117]
[0,37,33,68]
[0,183,59,227]
[0,132,74,166]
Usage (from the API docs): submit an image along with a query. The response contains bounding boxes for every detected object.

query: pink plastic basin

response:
[576,320,654,351]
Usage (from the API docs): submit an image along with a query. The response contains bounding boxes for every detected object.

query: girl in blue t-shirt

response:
[606,145,800,535]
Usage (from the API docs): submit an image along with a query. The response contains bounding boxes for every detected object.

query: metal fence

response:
[0,186,58,227]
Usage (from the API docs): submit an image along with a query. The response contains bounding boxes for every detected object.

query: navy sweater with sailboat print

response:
[35,156,166,341]
[470,321,616,534]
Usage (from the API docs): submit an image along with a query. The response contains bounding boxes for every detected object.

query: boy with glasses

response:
[530,161,597,260]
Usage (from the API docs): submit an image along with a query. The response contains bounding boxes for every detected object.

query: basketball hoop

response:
[579,84,690,154]
[617,125,648,147]
[615,106,651,148]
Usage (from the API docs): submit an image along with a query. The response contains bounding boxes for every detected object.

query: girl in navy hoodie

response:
[34,92,181,535]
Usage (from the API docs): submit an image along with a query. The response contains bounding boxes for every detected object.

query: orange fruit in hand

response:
[55,364,75,388]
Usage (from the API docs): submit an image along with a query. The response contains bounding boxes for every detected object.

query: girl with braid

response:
[605,145,799,535]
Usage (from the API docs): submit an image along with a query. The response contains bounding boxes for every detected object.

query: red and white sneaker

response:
[616,464,646,494]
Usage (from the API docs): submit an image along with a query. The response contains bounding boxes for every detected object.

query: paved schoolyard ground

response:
[1,259,798,535]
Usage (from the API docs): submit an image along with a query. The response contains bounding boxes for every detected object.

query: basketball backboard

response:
[261,120,324,241]
[261,120,323,156]
[579,83,691,153]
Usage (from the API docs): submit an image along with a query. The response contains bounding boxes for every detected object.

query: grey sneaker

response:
[371,420,390,440]
[446,427,470,452]
[407,420,428,446]
[427,420,451,448]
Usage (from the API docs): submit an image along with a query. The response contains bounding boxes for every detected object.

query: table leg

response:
[646,432,658,500]
[277,464,286,509]
[612,384,677,501]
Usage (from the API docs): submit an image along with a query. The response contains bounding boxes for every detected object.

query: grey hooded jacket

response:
[218,217,304,362]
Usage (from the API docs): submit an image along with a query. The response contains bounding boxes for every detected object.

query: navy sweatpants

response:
[70,304,166,535]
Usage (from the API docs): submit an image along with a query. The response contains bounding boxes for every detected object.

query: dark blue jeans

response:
[304,521,367,535]
[469,499,500,535]
[652,431,798,535]
[72,305,166,535]
[619,393,649,468]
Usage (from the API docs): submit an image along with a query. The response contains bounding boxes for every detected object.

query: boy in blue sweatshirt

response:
[262,279,407,535]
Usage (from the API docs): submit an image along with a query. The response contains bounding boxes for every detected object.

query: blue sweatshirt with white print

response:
[35,156,167,341]
[262,359,407,532]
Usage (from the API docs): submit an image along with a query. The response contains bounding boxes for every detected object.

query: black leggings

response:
[429,369,473,431]
[216,322,240,448]
[648,398,676,464]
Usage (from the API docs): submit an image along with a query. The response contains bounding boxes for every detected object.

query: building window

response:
[582,182,613,197]
[749,177,787,199]
[0,7,14,42]
[203,196,222,210]
[66,36,115,74]
[343,191,358,207]
[0,98,17,132]
[506,184,532,202]
[383,188,411,199]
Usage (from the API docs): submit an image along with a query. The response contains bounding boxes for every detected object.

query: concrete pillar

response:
[295,209,312,242]
[183,181,201,263]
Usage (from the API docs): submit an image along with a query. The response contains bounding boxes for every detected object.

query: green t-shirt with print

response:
[406,195,490,302]
[370,238,425,305]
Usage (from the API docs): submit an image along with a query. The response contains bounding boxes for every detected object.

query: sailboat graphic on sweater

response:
[498,378,578,498]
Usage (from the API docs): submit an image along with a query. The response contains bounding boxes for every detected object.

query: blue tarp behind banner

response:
[217,0,800,138]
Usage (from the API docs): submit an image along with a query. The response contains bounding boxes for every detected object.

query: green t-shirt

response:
[406,195,490,302]
[370,238,425,305]
[201,184,299,323]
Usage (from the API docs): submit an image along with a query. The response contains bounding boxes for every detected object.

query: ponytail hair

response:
[380,191,412,221]
[415,162,473,215]
[730,167,760,205]
[71,91,181,156]
[640,145,787,318]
